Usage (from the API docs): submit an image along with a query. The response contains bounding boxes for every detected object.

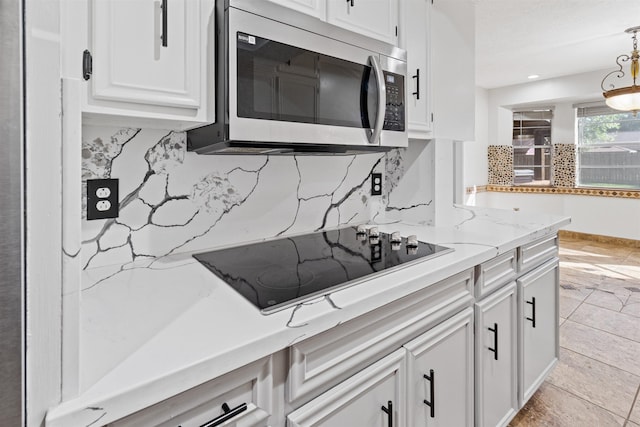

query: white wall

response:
[488,68,604,146]
[463,87,489,190]
[468,69,640,240]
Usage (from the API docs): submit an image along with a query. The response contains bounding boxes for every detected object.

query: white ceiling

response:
[475,0,640,89]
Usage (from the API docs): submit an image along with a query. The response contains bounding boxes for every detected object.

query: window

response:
[512,110,552,186]
[577,105,640,189]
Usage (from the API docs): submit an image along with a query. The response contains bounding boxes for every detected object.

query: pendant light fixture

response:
[602,26,640,115]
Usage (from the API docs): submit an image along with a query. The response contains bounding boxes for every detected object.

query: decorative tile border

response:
[465,185,488,195]
[559,230,640,248]
[487,185,640,199]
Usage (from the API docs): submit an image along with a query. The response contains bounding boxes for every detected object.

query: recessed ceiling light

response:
[528,74,540,79]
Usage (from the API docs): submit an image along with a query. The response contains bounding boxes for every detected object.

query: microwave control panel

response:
[383,72,405,132]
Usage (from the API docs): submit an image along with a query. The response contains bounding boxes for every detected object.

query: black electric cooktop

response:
[193,226,453,314]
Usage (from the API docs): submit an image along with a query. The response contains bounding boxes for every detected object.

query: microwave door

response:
[365,55,386,145]
[227,7,395,147]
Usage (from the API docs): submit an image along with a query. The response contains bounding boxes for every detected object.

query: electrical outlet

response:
[95,187,111,198]
[371,173,382,196]
[87,178,119,220]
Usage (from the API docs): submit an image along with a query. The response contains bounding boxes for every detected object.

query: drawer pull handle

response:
[160,0,168,47]
[526,297,536,328]
[488,322,499,361]
[381,400,393,427]
[423,369,435,418]
[201,402,247,427]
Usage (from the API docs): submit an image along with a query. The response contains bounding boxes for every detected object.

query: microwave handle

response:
[367,55,386,145]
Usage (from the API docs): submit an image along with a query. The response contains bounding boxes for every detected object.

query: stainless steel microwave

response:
[187,0,408,155]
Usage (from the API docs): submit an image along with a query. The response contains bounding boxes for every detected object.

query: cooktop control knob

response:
[406,235,418,248]
[356,225,367,241]
[390,232,402,243]
[368,227,380,245]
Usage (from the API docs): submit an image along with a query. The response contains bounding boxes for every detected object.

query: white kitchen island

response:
[46,205,569,427]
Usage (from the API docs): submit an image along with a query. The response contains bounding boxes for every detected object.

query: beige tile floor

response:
[510,236,640,427]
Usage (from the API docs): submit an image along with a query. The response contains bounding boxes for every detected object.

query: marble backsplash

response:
[81,126,434,269]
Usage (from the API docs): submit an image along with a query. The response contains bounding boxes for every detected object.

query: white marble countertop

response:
[46,205,570,426]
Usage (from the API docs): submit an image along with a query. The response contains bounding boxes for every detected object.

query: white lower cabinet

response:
[287,348,406,427]
[404,307,474,427]
[100,236,561,427]
[286,306,476,427]
[475,282,518,427]
[518,258,559,406]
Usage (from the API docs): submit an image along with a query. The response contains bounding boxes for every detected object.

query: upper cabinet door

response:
[265,0,326,19]
[91,0,202,109]
[326,0,399,45]
[399,0,432,139]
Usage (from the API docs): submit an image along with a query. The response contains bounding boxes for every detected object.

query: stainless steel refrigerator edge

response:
[0,0,25,426]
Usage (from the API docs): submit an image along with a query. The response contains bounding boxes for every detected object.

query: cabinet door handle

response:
[526,297,536,328]
[412,69,420,100]
[423,369,435,418]
[161,0,168,47]
[381,400,393,427]
[488,322,499,361]
[347,0,354,6]
[201,402,247,427]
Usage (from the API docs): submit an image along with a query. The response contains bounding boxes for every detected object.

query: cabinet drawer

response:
[475,249,517,299]
[108,357,273,427]
[288,268,474,405]
[518,235,558,274]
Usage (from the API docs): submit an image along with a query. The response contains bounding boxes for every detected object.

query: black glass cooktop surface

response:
[193,226,453,314]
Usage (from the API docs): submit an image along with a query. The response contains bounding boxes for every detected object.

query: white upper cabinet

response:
[327,0,399,45]
[265,0,326,20]
[62,0,214,129]
[399,0,432,139]
[91,0,201,109]
[430,0,475,141]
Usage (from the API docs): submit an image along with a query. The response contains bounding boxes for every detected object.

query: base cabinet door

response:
[287,349,406,427]
[475,283,518,427]
[404,308,474,427]
[518,258,559,406]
